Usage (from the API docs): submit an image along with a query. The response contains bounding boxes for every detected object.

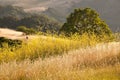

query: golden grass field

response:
[0,28,120,80]
[0,41,120,80]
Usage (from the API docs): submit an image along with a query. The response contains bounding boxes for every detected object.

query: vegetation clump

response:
[17,26,37,35]
[0,37,22,48]
[60,8,113,38]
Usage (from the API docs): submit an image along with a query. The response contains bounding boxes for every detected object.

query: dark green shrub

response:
[0,37,22,48]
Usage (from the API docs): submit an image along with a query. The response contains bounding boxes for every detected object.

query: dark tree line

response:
[0,14,62,33]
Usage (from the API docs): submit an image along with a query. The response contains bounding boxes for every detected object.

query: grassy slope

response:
[0,33,103,62]
[0,28,120,80]
[0,35,120,80]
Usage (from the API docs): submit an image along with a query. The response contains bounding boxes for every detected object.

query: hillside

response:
[0,29,120,80]
[0,6,61,32]
[0,33,120,79]
[0,5,30,19]
[0,0,120,32]
[43,0,120,32]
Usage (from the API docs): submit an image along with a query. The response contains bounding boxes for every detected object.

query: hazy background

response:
[0,0,120,31]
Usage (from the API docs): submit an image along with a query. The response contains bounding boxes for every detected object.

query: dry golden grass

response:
[0,42,120,80]
[0,29,120,80]
[0,34,100,62]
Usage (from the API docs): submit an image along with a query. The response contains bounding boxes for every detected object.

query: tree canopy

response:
[60,8,113,36]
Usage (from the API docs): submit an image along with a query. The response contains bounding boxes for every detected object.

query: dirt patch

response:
[0,28,25,40]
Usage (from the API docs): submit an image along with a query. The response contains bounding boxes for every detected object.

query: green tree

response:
[60,8,113,37]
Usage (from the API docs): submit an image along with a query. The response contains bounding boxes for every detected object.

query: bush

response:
[0,37,22,48]
[17,26,37,35]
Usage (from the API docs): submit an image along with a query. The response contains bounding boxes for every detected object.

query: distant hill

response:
[43,0,120,32]
[0,5,62,33]
[0,0,120,32]
[0,5,30,19]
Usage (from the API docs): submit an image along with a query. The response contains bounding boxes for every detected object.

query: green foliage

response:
[0,5,29,19]
[0,14,62,33]
[0,5,62,33]
[17,26,37,35]
[19,15,62,33]
[0,37,22,48]
[60,8,113,37]
[0,16,18,28]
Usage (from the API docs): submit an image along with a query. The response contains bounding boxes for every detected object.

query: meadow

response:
[0,33,103,62]
[0,33,120,80]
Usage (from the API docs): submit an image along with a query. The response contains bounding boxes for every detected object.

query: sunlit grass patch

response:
[0,34,90,62]
[0,33,118,62]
